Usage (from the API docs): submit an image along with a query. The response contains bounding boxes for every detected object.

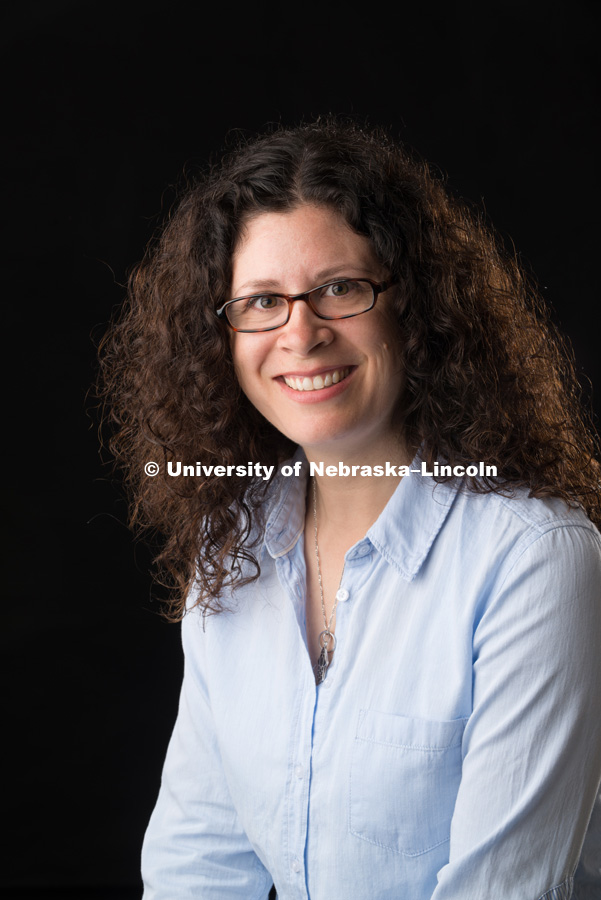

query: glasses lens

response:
[311,280,375,317]
[225,280,378,331]
[227,294,288,331]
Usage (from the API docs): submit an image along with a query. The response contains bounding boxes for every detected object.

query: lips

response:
[282,367,352,392]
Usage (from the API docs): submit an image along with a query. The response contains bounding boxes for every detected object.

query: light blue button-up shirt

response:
[142,455,601,899]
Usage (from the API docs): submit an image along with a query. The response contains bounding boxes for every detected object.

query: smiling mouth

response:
[282,367,352,392]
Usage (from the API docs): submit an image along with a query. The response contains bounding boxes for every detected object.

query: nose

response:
[277,296,334,355]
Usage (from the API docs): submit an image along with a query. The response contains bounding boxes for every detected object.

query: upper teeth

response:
[283,367,350,392]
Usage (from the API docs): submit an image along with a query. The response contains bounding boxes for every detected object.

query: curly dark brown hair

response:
[98,118,601,619]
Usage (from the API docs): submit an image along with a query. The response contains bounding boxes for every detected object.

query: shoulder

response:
[441,486,601,632]
[184,450,308,626]
[447,481,601,559]
[411,479,601,624]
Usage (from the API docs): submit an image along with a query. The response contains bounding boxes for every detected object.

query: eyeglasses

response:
[216,278,394,333]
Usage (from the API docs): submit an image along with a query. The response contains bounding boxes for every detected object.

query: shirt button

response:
[291,858,301,873]
[294,764,304,779]
[336,588,349,602]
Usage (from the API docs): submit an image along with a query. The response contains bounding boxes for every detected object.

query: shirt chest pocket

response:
[349,709,467,857]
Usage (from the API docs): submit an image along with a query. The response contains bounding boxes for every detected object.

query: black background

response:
[3,1,599,896]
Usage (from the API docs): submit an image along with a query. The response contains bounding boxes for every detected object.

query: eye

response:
[244,294,283,312]
[324,280,360,298]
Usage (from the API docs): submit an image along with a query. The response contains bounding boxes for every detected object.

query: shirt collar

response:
[366,461,458,580]
[263,447,308,559]
[262,448,458,581]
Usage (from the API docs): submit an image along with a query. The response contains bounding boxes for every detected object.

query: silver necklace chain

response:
[312,477,341,685]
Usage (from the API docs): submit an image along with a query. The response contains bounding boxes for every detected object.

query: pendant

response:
[314,644,329,685]
[313,630,336,685]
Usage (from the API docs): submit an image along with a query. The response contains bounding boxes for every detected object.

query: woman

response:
[99,120,601,898]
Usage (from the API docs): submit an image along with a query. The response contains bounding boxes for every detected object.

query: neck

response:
[302,435,414,539]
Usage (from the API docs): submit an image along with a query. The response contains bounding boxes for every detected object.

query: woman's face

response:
[229,204,405,461]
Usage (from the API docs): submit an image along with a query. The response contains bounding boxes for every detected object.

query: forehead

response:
[231,204,380,293]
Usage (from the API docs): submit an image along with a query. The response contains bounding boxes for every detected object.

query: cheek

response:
[230,337,266,398]
[379,315,404,373]
[232,356,252,396]
[371,321,403,369]
[373,333,405,402]
[230,334,250,382]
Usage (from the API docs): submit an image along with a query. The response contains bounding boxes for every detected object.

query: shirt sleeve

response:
[431,523,601,900]
[141,607,273,900]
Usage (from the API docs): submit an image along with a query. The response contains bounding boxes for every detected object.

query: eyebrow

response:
[232,265,378,296]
